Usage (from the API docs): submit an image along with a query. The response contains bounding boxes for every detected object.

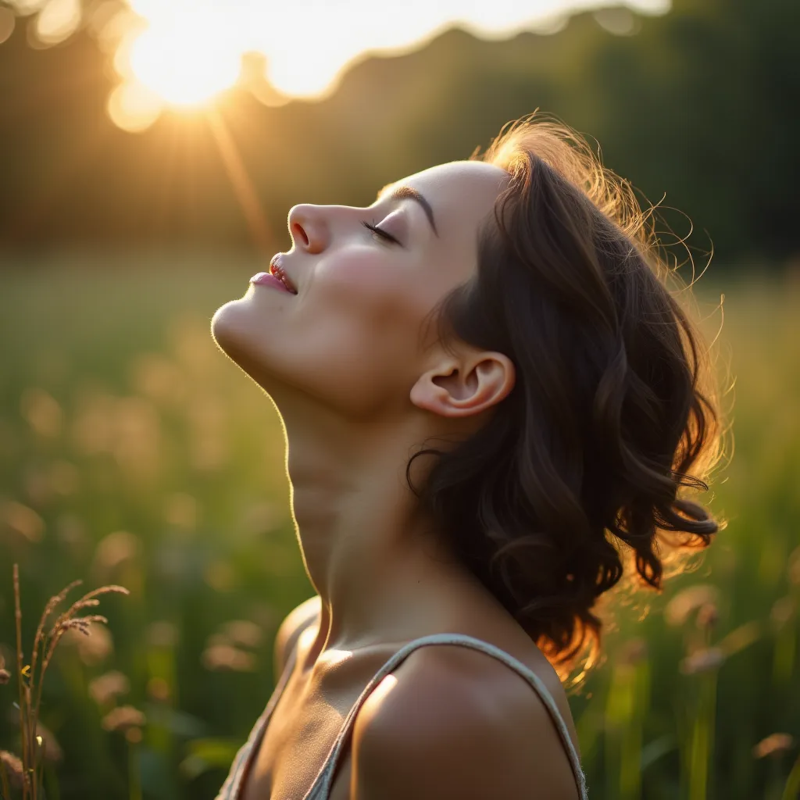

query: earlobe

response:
[410,354,515,418]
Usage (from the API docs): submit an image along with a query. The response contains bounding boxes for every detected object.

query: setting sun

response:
[128,13,241,107]
[104,0,666,131]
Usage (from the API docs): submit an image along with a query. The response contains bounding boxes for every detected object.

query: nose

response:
[287,204,329,254]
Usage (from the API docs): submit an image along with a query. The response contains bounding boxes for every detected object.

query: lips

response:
[249,272,293,293]
[270,255,298,294]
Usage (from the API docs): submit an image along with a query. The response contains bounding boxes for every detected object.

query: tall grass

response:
[0,255,798,799]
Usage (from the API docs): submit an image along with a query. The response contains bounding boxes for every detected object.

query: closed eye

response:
[362,219,400,246]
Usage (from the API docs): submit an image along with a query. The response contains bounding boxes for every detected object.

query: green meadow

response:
[1,254,798,800]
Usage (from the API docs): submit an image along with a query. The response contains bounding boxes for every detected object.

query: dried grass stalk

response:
[8,564,129,800]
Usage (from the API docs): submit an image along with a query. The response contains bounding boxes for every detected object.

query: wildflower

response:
[146,677,170,702]
[102,705,146,733]
[679,646,726,675]
[91,530,140,579]
[202,643,257,672]
[222,620,263,650]
[0,750,24,789]
[753,733,795,759]
[21,388,63,438]
[1,500,45,543]
[89,671,130,706]
[664,584,720,627]
[130,353,186,406]
[695,602,719,630]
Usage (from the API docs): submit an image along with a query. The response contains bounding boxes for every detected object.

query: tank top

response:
[215,631,589,800]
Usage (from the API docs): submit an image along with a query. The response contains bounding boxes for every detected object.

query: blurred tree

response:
[0,0,797,264]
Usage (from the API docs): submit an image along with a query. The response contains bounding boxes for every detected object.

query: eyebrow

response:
[376,184,439,237]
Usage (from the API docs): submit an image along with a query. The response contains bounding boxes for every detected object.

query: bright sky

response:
[12,0,669,130]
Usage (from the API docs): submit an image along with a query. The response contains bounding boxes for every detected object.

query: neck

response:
[276,389,492,670]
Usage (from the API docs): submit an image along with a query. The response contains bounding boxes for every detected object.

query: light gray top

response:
[216,632,589,799]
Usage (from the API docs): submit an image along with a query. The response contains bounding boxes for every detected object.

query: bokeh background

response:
[0,0,798,798]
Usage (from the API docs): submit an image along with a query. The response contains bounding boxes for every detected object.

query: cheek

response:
[316,249,395,301]
[313,250,429,343]
[284,258,433,413]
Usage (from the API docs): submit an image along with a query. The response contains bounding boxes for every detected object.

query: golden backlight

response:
[125,1,241,108]
[92,0,666,131]
[130,23,240,107]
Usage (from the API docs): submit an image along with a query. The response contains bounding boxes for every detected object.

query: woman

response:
[211,114,721,800]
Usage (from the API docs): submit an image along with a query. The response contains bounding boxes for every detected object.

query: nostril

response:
[292,222,309,247]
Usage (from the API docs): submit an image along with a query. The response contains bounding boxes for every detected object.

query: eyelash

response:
[362,219,399,245]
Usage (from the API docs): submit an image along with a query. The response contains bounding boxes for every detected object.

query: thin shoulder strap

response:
[306,633,589,799]
[217,616,317,800]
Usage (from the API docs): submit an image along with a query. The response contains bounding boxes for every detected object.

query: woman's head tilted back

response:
[212,113,723,687]
[411,114,723,683]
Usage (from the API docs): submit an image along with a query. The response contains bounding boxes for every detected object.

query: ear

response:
[410,352,515,418]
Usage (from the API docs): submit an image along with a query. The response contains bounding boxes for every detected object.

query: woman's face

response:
[212,160,509,419]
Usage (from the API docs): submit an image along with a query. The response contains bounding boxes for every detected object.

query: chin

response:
[211,297,266,367]
[211,297,277,389]
[210,298,244,357]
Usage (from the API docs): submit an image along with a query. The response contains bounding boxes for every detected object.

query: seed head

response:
[0,750,24,788]
[665,584,719,627]
[222,620,263,649]
[695,603,719,630]
[679,646,726,675]
[89,671,130,706]
[753,733,795,759]
[202,643,257,672]
[102,705,146,733]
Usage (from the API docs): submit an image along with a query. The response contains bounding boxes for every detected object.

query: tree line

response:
[0,0,797,266]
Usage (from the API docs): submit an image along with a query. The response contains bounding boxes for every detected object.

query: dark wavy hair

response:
[406,114,726,687]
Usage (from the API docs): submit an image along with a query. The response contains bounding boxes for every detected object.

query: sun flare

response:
[128,14,241,107]
[105,0,668,131]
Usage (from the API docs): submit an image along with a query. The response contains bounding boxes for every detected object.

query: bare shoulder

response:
[272,595,321,676]
[350,645,581,800]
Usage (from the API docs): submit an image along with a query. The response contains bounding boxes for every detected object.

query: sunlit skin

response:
[211,161,520,671]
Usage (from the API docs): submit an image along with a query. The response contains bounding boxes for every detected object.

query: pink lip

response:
[250,272,293,293]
